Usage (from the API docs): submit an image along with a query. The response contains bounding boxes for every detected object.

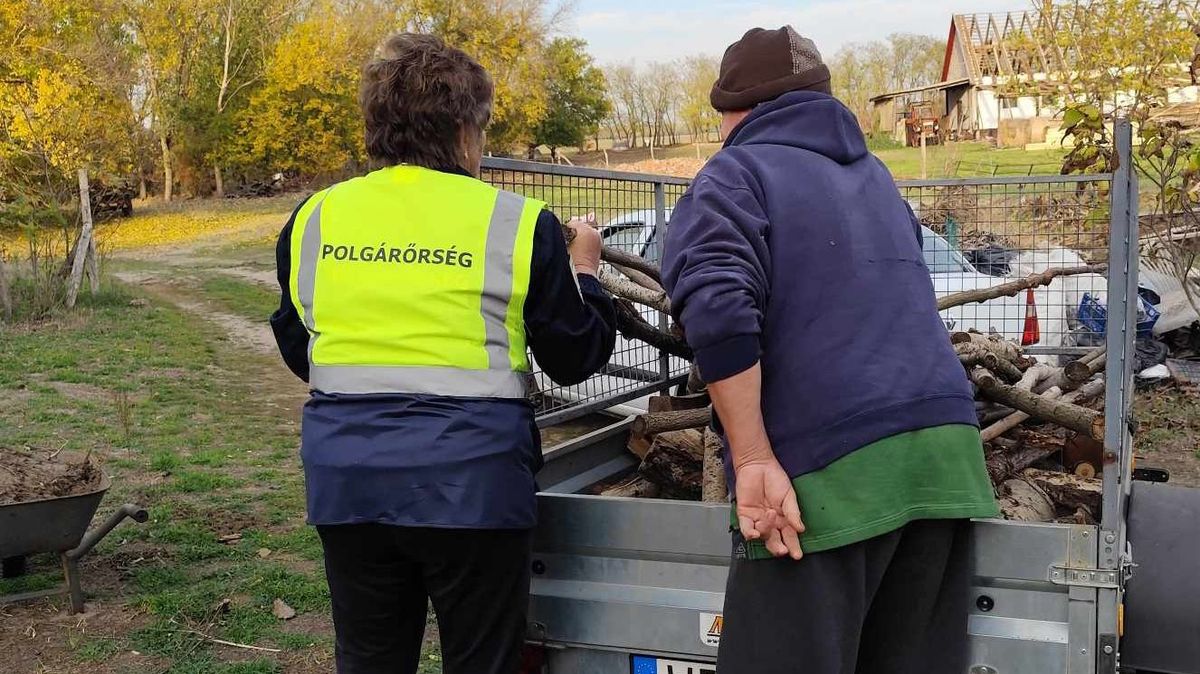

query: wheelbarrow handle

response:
[65,503,149,561]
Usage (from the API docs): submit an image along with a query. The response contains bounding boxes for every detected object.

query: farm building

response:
[870,8,1199,147]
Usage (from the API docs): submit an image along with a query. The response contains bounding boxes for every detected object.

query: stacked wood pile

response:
[569,225,1112,523]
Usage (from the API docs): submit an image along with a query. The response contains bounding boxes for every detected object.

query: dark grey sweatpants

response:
[716,519,971,674]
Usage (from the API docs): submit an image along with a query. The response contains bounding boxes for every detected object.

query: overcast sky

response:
[567,0,1028,65]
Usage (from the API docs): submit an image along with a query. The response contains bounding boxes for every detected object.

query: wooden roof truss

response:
[955,9,1075,88]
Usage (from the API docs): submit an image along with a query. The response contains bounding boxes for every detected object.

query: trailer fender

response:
[1121,481,1200,674]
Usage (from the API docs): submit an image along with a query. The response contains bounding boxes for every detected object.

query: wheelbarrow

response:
[0,472,148,613]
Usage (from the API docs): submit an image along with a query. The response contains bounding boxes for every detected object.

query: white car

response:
[532,210,1102,414]
[594,210,1065,343]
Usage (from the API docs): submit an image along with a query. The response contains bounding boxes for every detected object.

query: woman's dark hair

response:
[360,33,493,169]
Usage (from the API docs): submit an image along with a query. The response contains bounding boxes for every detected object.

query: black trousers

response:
[317,524,532,674]
[717,519,972,674]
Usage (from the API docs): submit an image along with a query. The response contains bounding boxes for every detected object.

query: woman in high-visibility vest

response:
[270,33,616,674]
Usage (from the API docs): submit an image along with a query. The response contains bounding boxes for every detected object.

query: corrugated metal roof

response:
[869,78,971,104]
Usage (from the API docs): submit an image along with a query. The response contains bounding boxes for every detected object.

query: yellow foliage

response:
[232,0,389,176]
[1,200,294,257]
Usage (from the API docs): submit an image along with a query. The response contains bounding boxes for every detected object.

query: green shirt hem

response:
[736,424,999,560]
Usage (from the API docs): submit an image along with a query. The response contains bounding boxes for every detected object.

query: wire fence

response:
[898,174,1118,358]
[481,159,690,426]
[482,159,1131,426]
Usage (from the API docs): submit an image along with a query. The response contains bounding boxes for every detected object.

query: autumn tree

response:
[407,0,570,153]
[174,0,297,196]
[603,60,684,150]
[604,63,643,148]
[679,55,720,142]
[530,38,609,160]
[232,0,395,180]
[124,0,221,201]
[1,0,136,231]
[1037,0,1199,313]
[829,33,946,131]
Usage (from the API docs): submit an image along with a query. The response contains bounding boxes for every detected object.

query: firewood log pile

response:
[574,229,1111,524]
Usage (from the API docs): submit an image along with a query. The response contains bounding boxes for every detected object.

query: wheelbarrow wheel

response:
[2,555,28,578]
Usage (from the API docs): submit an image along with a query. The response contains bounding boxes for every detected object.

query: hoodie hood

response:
[725,90,868,165]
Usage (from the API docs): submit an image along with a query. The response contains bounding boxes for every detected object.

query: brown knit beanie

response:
[710,26,831,111]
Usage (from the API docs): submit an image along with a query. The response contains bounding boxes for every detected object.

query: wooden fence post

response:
[66,168,95,308]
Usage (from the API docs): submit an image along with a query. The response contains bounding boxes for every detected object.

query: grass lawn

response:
[570,139,1069,180]
[0,258,446,672]
[874,142,1068,180]
[0,281,328,673]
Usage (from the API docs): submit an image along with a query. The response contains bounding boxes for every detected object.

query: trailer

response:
[477,122,1200,674]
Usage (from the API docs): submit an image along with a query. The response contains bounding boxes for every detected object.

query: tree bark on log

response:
[702,428,727,503]
[601,474,661,498]
[981,377,1105,443]
[981,387,1064,442]
[955,343,1002,371]
[972,369,1104,440]
[1023,347,1105,395]
[998,478,1056,522]
[648,393,711,413]
[639,429,704,499]
[1016,364,1059,391]
[601,269,671,313]
[614,300,692,360]
[986,436,1063,483]
[632,407,712,437]
[612,262,664,294]
[938,265,1106,310]
[1022,468,1102,514]
[1062,348,1108,387]
[952,332,1024,364]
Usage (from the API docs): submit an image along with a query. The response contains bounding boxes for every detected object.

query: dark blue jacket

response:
[271,169,616,529]
[662,91,977,480]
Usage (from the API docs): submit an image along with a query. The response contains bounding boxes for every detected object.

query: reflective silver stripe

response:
[297,193,330,361]
[297,197,326,330]
[311,365,527,398]
[480,191,525,369]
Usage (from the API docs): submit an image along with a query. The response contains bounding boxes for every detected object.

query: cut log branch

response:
[601,474,661,498]
[632,407,712,437]
[560,223,663,285]
[601,269,671,313]
[602,246,663,285]
[1034,347,1105,394]
[701,428,727,503]
[999,478,1056,522]
[952,332,1024,363]
[938,265,1106,310]
[972,368,1104,440]
[614,300,692,360]
[639,429,704,499]
[981,387,1064,442]
[648,393,711,413]
[1022,468,1102,514]
[612,262,664,294]
[982,377,1105,443]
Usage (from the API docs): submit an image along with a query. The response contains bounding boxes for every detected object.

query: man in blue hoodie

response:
[661,27,998,674]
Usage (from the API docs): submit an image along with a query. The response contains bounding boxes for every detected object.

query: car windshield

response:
[602,223,646,255]
[922,227,974,274]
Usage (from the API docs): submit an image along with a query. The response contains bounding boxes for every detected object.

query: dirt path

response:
[213,267,276,287]
[112,271,277,355]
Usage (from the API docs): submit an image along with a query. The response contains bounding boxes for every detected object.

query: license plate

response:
[630,655,716,674]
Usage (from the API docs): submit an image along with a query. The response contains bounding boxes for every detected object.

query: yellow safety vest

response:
[289,165,542,398]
